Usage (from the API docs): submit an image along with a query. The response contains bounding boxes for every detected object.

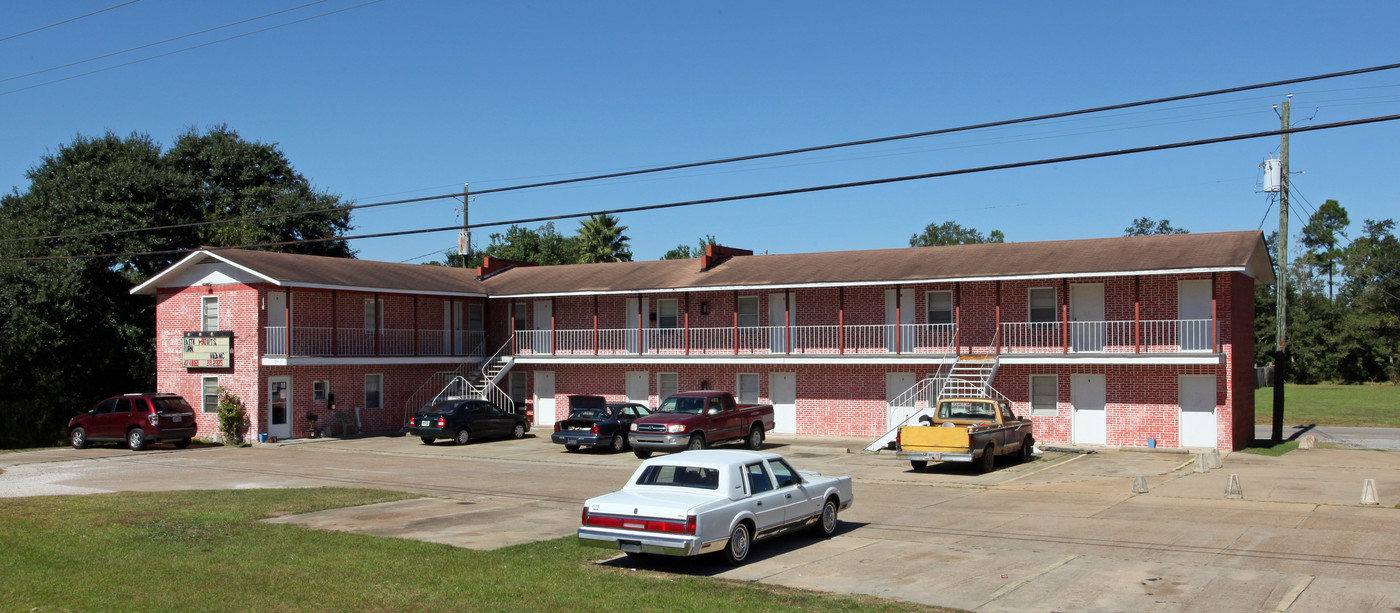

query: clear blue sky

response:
[3,1,1397,265]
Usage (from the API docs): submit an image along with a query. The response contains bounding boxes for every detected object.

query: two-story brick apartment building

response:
[133,231,1273,450]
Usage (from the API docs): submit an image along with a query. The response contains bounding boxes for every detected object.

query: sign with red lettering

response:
[182,331,233,368]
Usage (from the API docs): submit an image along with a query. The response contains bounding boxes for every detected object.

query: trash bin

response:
[258,433,268,443]
[1147,438,1156,448]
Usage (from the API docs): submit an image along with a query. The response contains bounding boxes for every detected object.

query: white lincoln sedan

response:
[578,449,854,565]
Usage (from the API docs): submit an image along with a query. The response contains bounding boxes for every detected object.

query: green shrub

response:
[216,388,247,444]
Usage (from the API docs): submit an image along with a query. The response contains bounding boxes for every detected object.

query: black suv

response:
[68,393,198,451]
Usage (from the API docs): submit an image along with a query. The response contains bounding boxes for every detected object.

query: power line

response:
[6,113,1396,263]
[0,1,140,43]
[1,0,334,85]
[0,0,384,97]
[8,63,1400,247]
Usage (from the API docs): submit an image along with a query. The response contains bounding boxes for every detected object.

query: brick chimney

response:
[699,245,753,272]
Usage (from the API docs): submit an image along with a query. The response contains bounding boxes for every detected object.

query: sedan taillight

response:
[590,425,599,434]
[436,417,446,428]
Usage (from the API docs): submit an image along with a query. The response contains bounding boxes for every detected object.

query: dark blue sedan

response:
[407,399,529,445]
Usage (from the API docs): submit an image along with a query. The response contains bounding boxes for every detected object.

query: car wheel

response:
[454,428,471,446]
[977,443,995,473]
[722,522,752,566]
[633,448,653,459]
[564,443,580,452]
[127,428,147,451]
[609,434,625,453]
[70,427,88,449]
[174,438,191,449]
[810,497,839,537]
[1019,435,1035,463]
[511,423,526,439]
[910,460,928,471]
[687,434,707,451]
[420,436,435,445]
[744,425,763,450]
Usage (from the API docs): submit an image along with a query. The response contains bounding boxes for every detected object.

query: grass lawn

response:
[0,488,957,613]
[1254,383,1400,428]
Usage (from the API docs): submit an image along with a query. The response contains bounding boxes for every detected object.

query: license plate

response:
[421,420,431,427]
[620,541,642,553]
[568,438,579,444]
[172,416,181,423]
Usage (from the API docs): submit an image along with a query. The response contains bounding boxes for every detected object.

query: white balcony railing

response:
[264,327,486,358]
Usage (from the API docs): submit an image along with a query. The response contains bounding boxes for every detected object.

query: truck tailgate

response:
[899,425,971,452]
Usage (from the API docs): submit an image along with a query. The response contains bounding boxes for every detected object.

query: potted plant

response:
[305,412,319,438]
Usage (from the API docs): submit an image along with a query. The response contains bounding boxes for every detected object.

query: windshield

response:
[657,396,705,415]
[635,465,719,490]
[424,402,462,415]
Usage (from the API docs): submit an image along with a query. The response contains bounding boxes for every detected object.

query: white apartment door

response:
[1179,280,1213,351]
[534,371,556,428]
[885,372,917,431]
[268,376,292,440]
[1070,283,1105,352]
[768,292,792,353]
[884,289,914,353]
[267,291,288,355]
[625,297,649,353]
[1071,373,1107,445]
[770,372,797,435]
[533,300,552,354]
[626,371,649,406]
[1179,375,1217,448]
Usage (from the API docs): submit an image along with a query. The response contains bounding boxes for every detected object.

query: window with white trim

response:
[467,303,484,331]
[512,303,528,331]
[657,299,679,329]
[657,372,679,402]
[737,296,760,327]
[737,373,760,404]
[363,298,384,331]
[312,380,328,402]
[201,296,219,332]
[1030,374,1057,416]
[364,374,383,409]
[1029,287,1057,323]
[202,376,219,413]
[926,290,953,324]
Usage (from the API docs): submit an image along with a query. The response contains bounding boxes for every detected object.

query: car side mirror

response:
[707,408,719,415]
[88,410,96,415]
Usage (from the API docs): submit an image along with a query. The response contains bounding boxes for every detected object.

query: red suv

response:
[68,393,198,451]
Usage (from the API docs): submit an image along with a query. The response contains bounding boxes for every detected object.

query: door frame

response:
[533,371,556,428]
[1070,373,1106,445]
[1178,374,1217,448]
[769,372,797,435]
[267,375,292,440]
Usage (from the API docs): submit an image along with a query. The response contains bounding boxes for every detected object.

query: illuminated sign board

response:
[183,331,233,368]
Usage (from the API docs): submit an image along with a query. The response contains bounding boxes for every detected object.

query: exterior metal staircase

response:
[864,354,1001,452]
[401,338,517,425]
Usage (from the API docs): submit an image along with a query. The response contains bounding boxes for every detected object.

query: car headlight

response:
[666,424,686,434]
[630,423,638,432]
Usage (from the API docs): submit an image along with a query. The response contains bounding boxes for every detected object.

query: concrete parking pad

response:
[263,495,579,550]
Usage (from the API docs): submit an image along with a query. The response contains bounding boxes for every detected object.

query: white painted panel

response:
[1070,283,1105,352]
[533,300,552,354]
[626,371,649,406]
[534,371,556,427]
[1178,374,1217,448]
[1178,280,1213,351]
[884,289,914,352]
[1071,373,1106,445]
[770,372,797,435]
[885,372,917,431]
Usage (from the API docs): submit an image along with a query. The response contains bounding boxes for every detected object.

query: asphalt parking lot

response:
[3,433,1399,612]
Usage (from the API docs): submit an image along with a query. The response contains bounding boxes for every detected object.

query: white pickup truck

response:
[578,449,854,565]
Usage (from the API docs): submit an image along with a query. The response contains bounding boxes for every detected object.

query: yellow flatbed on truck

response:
[894,397,1034,473]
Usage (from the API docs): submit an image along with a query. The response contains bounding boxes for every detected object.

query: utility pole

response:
[1272,97,1290,444]
[458,183,470,268]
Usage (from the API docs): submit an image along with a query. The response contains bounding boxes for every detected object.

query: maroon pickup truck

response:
[627,391,775,459]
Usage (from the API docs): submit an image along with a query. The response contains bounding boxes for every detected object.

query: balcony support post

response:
[1212,272,1220,354]
[509,299,516,356]
[374,292,381,357]
[954,282,962,356]
[895,284,902,355]
[733,290,739,356]
[592,295,599,356]
[684,293,691,355]
[284,289,293,357]
[1134,277,1141,354]
[838,287,846,355]
[785,288,792,355]
[331,290,338,357]
[1061,279,1069,354]
[412,295,419,357]
[550,296,556,355]
[994,281,1002,355]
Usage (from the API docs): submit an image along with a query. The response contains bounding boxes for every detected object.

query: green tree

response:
[472,223,579,267]
[1336,219,1399,382]
[909,221,1004,247]
[576,214,632,263]
[165,125,354,257]
[1123,217,1189,236]
[0,129,354,447]
[661,235,719,260]
[1299,200,1350,299]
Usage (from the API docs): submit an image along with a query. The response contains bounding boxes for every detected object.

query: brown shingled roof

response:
[132,248,489,295]
[480,231,1275,296]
